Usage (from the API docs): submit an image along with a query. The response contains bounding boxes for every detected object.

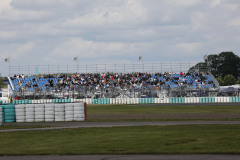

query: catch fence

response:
[8,62,200,76]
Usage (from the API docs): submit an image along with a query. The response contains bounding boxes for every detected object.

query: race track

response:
[1,121,240,132]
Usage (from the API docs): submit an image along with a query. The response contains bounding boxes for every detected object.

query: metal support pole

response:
[48,65,50,74]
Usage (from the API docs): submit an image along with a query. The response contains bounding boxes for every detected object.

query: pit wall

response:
[1,97,240,105]
[0,103,86,123]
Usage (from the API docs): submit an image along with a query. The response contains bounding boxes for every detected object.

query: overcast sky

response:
[0,0,240,76]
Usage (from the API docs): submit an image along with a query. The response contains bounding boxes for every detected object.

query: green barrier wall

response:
[0,104,16,123]
[230,97,240,103]
[169,97,184,103]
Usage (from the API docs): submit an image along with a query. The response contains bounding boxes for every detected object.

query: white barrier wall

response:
[35,104,45,122]
[55,104,65,122]
[74,103,85,121]
[15,104,25,122]
[65,103,74,121]
[25,104,35,122]
[45,104,55,122]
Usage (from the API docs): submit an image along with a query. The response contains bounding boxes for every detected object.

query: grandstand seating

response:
[9,72,217,98]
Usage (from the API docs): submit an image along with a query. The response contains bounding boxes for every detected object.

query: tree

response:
[207,52,240,79]
[223,74,236,86]
[216,76,224,86]
[236,78,240,84]
[188,62,208,73]
[0,76,8,88]
[189,52,240,79]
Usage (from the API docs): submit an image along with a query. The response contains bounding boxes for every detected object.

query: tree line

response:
[191,52,240,86]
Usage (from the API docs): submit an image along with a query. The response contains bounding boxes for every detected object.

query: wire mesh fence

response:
[9,62,198,76]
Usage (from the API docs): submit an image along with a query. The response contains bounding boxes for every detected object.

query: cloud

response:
[0,31,16,39]
[0,0,240,76]
[0,42,35,59]
[0,0,11,14]
[62,0,147,30]
[50,38,138,59]
[169,0,201,7]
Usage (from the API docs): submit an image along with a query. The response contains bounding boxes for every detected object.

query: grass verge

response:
[87,104,240,114]
[85,118,240,122]
[0,125,240,155]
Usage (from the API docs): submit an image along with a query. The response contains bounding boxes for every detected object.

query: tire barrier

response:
[0,104,16,123]
[74,103,85,121]
[0,102,86,123]
[35,104,45,122]
[65,103,74,121]
[55,104,65,122]
[25,104,35,122]
[45,104,55,122]
[15,104,25,122]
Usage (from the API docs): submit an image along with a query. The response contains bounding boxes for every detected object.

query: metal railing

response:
[8,62,197,76]
[208,72,219,87]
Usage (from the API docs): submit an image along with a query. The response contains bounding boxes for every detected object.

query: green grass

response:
[85,118,240,122]
[0,125,240,155]
[87,104,240,114]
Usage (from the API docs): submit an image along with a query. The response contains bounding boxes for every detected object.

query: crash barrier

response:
[0,104,16,123]
[1,97,240,105]
[92,98,110,104]
[1,103,86,123]
[229,97,240,103]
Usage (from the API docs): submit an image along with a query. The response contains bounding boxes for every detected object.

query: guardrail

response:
[1,97,240,105]
[208,72,219,88]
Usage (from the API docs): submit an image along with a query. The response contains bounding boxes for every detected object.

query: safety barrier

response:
[169,97,185,103]
[2,96,240,123]
[92,98,111,104]
[15,104,25,122]
[1,103,86,123]
[139,98,155,104]
[200,97,215,103]
[230,97,240,103]
[2,97,240,106]
[0,104,16,123]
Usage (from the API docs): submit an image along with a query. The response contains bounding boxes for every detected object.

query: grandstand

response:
[8,70,219,100]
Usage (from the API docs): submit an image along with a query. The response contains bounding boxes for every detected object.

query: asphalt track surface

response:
[1,121,240,132]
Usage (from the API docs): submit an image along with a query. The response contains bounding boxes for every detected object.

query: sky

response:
[0,0,240,76]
